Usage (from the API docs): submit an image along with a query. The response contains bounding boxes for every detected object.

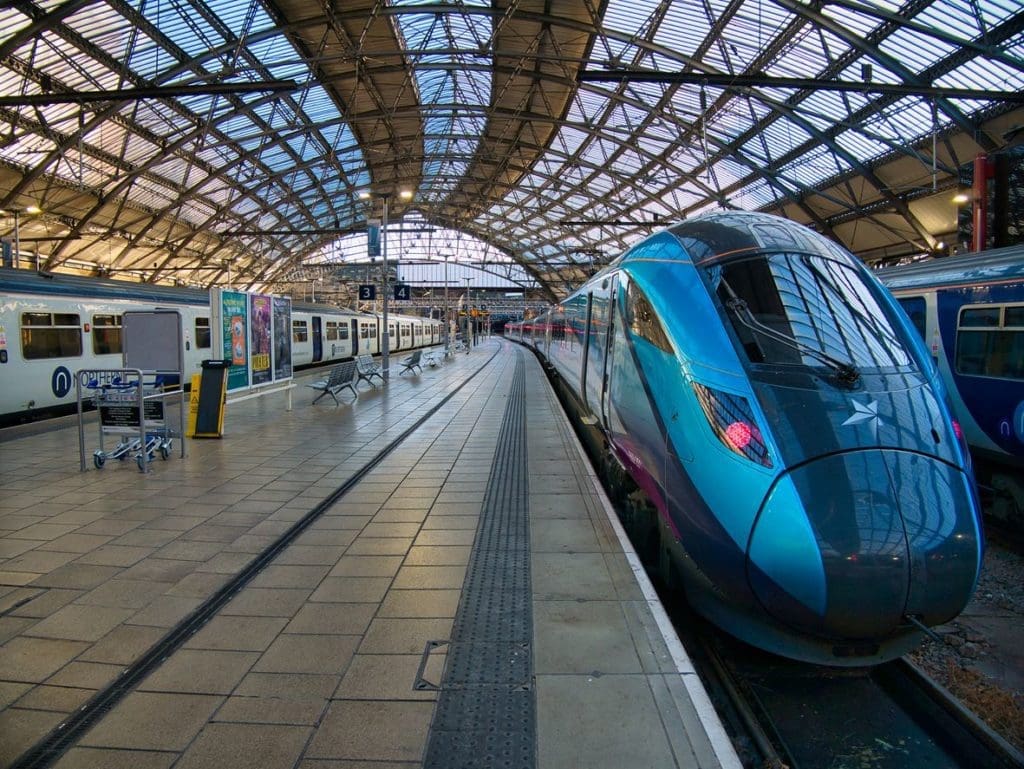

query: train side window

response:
[293,320,309,343]
[195,317,211,349]
[325,321,339,341]
[21,312,82,359]
[896,297,926,340]
[956,304,1024,380]
[92,314,122,355]
[959,307,999,327]
[624,282,672,353]
[337,324,349,340]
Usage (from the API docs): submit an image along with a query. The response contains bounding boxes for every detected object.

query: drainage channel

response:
[11,347,502,769]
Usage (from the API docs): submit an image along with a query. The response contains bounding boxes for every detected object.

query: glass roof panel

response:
[938,58,1024,91]
[819,3,879,38]
[394,0,491,204]
[124,0,224,59]
[779,144,847,187]
[878,27,958,69]
[651,2,712,61]
[833,128,891,159]
[602,0,660,38]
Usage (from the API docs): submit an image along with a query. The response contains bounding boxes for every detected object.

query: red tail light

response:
[725,421,753,450]
[692,383,772,467]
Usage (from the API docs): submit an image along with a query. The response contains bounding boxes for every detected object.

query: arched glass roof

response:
[1,0,1022,301]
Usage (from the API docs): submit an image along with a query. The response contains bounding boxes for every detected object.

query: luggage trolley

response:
[76,368,183,472]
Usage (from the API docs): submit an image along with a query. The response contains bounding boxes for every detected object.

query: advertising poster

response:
[250,293,272,386]
[272,296,293,381]
[221,290,249,391]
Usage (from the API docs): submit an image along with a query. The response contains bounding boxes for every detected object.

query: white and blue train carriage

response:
[876,244,1024,522]
[0,268,442,425]
[876,245,1024,469]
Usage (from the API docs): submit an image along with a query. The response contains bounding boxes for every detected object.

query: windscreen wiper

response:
[726,296,861,386]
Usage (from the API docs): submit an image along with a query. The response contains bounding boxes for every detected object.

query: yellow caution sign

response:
[186,374,202,438]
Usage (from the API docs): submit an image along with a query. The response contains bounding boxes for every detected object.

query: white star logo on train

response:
[843,399,880,435]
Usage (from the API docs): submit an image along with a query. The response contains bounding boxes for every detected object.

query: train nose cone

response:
[747,451,980,640]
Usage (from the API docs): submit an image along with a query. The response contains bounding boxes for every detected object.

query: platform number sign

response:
[394,284,411,301]
[358,285,376,300]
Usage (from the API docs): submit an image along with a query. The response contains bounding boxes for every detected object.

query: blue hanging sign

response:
[367,219,381,257]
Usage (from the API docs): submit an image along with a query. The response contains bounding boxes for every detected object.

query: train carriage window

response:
[325,321,339,341]
[956,304,1024,380]
[21,312,82,359]
[896,297,926,340]
[292,320,308,343]
[960,307,1000,327]
[92,314,122,355]
[195,317,211,349]
[624,281,672,353]
[338,324,349,340]
[360,324,370,339]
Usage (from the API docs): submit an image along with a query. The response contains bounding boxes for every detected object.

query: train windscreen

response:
[709,252,914,374]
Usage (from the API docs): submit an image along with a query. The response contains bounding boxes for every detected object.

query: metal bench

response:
[356,354,384,387]
[307,360,359,404]
[422,349,444,367]
[399,349,423,375]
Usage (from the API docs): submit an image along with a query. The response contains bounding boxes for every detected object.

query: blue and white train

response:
[509,211,983,666]
[875,247,1024,520]
[0,268,442,425]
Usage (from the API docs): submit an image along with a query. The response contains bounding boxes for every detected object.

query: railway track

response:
[589,436,1022,769]
[672,610,1024,769]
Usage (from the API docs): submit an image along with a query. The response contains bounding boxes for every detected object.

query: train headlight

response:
[692,382,772,467]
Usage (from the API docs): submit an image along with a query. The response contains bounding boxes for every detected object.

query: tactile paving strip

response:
[423,352,535,768]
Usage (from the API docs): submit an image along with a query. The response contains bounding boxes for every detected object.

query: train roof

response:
[0,267,210,306]
[0,267,398,318]
[874,244,1024,291]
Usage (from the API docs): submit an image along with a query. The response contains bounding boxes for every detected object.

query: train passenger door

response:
[580,293,593,408]
[311,317,323,362]
[351,319,359,355]
[600,276,618,429]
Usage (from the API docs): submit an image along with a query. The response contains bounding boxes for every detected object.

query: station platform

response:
[0,339,740,769]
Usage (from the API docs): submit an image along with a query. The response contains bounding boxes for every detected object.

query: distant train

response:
[0,268,442,425]
[508,211,983,666]
[875,247,1024,519]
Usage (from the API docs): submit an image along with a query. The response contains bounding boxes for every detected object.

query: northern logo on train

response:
[51,365,73,398]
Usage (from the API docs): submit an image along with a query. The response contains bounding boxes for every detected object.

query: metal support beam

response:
[0,81,298,108]
[579,71,1024,102]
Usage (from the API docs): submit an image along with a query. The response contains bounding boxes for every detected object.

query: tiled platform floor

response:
[0,340,739,769]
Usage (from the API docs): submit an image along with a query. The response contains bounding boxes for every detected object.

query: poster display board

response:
[210,287,292,394]
[273,296,293,380]
[249,293,272,386]
[218,290,249,391]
